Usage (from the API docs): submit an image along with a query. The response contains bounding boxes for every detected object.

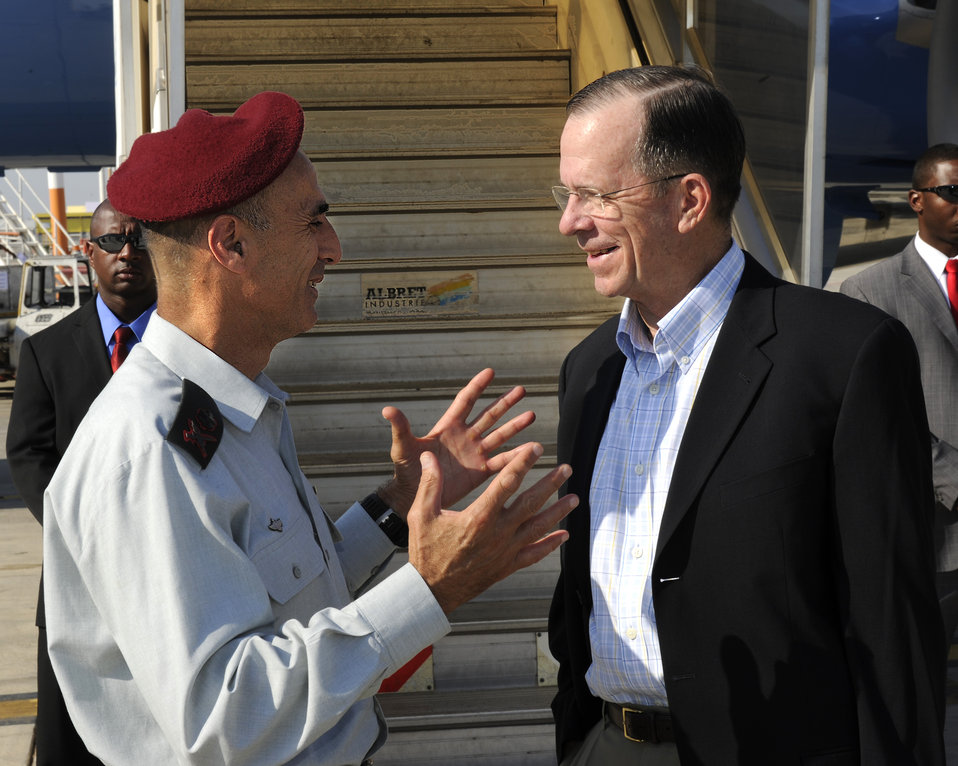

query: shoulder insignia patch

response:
[166,379,223,469]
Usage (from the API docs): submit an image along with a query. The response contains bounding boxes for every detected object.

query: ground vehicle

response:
[0,257,93,378]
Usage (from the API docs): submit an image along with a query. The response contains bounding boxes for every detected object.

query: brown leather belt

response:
[604,701,676,744]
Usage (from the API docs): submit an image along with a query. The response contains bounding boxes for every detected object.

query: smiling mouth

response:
[589,246,617,257]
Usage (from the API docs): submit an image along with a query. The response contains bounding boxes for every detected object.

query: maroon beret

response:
[108,91,304,222]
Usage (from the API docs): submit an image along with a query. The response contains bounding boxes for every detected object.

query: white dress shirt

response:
[914,232,958,301]
[44,315,449,765]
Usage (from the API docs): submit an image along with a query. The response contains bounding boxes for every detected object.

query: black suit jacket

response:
[548,256,945,764]
[7,298,112,625]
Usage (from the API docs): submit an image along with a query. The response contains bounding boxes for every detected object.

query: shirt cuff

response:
[353,562,450,670]
[334,502,398,592]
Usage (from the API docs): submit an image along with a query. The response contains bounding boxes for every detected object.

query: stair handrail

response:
[0,171,80,256]
[0,192,48,259]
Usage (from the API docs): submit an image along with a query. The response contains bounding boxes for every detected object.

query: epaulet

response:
[165,379,223,469]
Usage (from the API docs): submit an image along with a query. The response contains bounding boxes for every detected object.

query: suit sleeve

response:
[832,317,945,763]
[930,435,958,512]
[548,350,602,757]
[6,337,58,522]
[549,354,576,747]
[841,275,958,510]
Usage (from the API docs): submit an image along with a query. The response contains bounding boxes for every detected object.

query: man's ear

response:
[908,189,923,216]
[208,215,250,273]
[676,173,711,234]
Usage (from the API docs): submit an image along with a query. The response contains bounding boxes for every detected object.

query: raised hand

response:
[378,368,536,516]
[406,444,577,614]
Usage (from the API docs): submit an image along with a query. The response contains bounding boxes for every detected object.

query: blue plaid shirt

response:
[586,243,744,707]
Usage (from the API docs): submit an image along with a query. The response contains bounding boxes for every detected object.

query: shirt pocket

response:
[250,512,327,605]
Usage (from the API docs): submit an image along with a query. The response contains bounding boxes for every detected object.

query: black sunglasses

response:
[90,232,147,253]
[914,185,958,204]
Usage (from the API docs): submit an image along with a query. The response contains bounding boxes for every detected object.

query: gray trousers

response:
[560,709,680,766]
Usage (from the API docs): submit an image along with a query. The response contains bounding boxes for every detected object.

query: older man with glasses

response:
[842,142,958,658]
[547,65,945,766]
[7,197,157,766]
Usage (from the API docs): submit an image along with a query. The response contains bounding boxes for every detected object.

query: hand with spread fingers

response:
[407,443,578,614]
[379,367,537,516]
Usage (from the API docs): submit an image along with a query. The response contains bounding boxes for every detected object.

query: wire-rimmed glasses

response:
[552,173,688,216]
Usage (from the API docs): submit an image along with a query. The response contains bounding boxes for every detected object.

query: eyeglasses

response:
[914,185,958,204]
[552,173,689,215]
[90,232,147,253]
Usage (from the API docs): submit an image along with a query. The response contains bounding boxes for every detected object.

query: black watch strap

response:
[360,493,409,548]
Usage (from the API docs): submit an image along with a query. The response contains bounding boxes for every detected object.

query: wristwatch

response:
[360,492,409,548]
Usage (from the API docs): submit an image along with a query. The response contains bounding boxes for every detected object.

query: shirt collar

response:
[914,232,954,278]
[141,314,286,434]
[616,242,745,373]
[96,294,157,347]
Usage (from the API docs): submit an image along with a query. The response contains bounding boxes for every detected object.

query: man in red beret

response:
[41,91,577,766]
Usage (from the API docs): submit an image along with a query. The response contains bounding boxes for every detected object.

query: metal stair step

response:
[313,259,606,324]
[186,0,548,15]
[307,458,559,520]
[186,57,571,109]
[378,686,555,729]
[265,314,610,388]
[285,389,557,457]
[374,687,558,766]
[311,156,559,207]
[186,12,558,60]
[187,0,547,13]
[295,106,566,160]
[323,208,575,261]
[448,597,550,635]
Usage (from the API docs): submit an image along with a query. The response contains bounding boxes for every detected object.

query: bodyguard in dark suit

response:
[7,199,156,765]
[547,66,944,765]
[840,143,958,648]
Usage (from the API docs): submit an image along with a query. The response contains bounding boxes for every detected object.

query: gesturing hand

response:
[407,444,577,614]
[378,368,536,517]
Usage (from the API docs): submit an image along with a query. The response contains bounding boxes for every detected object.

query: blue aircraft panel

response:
[0,0,114,171]
[827,0,930,187]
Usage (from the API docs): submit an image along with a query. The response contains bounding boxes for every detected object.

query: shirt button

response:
[648,383,660,395]
[269,401,281,411]
[632,545,644,558]
[634,463,645,475]
[680,355,691,366]
[627,627,638,640]
[292,565,302,579]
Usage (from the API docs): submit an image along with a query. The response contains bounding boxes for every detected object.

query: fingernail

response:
[532,443,543,457]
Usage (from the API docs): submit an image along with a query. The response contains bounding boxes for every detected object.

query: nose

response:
[319,223,343,266]
[558,196,590,237]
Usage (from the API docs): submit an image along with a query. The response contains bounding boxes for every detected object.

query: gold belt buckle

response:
[621,705,645,743]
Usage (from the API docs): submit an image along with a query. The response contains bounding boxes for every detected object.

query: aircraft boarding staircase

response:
[184,1,612,763]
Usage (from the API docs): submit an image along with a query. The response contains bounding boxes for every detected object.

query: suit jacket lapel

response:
[566,334,624,606]
[899,243,958,352]
[656,258,776,559]
[71,299,113,388]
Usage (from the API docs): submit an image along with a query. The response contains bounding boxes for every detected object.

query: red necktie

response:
[947,260,958,330]
[110,326,134,372]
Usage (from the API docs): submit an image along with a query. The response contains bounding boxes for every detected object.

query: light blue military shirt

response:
[44,314,449,765]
